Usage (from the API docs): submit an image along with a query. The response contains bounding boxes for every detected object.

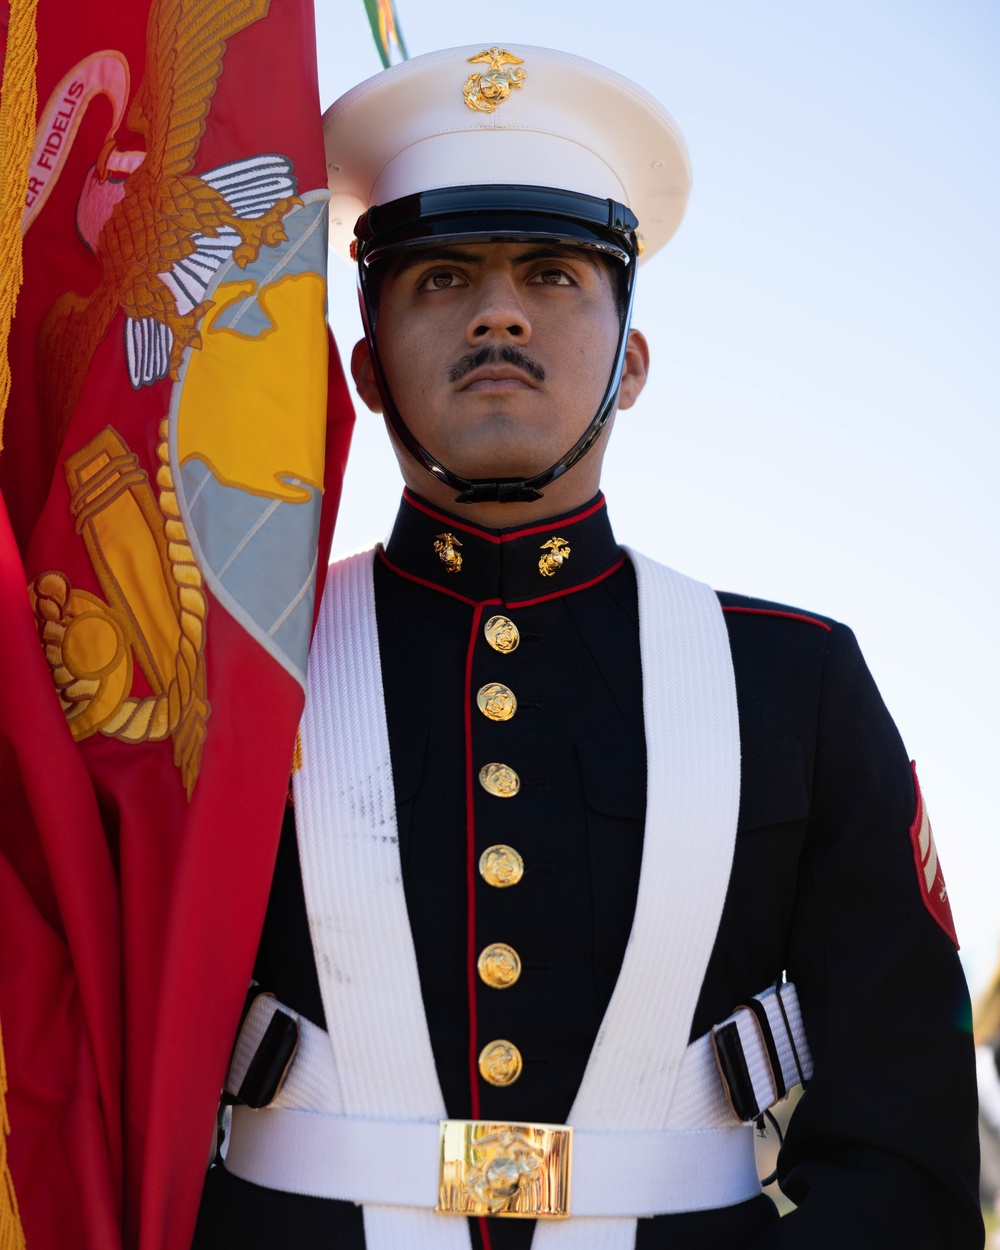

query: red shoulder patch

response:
[908,764,959,949]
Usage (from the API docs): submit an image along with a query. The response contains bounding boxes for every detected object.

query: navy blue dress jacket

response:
[195,491,981,1250]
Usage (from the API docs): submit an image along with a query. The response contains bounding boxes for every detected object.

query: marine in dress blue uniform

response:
[195,43,981,1250]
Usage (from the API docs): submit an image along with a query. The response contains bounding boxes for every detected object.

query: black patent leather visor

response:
[355,184,639,268]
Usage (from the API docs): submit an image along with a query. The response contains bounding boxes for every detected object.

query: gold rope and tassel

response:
[0,0,39,453]
[0,1017,27,1250]
[0,6,38,1244]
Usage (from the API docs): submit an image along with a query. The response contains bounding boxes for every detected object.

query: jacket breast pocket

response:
[576,737,646,1008]
[737,735,809,834]
[724,735,811,957]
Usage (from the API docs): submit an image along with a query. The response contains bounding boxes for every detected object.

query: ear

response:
[351,338,383,413]
[617,328,649,410]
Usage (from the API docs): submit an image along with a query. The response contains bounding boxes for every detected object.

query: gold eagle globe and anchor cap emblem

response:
[462,48,526,114]
[538,536,571,577]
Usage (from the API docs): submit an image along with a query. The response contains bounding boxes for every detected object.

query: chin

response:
[444,451,553,480]
[437,420,559,481]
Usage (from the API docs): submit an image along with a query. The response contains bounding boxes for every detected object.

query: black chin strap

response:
[357,253,637,506]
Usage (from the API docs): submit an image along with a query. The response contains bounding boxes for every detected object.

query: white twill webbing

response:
[292,550,465,1250]
[534,548,744,1250]
[229,547,748,1248]
[719,981,813,1117]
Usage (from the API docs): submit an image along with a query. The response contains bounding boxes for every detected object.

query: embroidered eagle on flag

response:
[37,0,301,453]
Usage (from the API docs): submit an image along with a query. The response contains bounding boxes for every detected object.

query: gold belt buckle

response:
[437,1119,572,1218]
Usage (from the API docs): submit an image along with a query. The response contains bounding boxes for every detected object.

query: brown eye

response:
[533,268,573,286]
[419,269,462,291]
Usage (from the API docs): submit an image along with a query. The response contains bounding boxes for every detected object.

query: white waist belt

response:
[226,1106,758,1216]
[222,981,812,1217]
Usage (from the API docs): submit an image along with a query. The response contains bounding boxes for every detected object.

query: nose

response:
[465,271,531,344]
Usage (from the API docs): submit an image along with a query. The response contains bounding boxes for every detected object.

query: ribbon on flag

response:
[363,0,408,68]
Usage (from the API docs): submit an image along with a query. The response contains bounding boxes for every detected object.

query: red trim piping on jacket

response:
[722,605,832,632]
[377,547,483,606]
[377,546,625,608]
[506,554,626,608]
[464,603,489,1121]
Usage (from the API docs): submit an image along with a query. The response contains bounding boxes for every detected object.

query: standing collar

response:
[379,488,623,606]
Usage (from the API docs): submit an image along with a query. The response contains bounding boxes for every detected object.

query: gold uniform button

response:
[478,762,520,798]
[477,682,517,722]
[478,1039,523,1087]
[484,614,520,654]
[479,844,525,888]
[477,942,522,989]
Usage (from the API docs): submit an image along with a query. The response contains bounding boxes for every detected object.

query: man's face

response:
[364,240,625,483]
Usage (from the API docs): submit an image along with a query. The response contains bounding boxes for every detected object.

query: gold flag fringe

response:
[0,1017,27,1250]
[291,726,303,775]
[0,0,39,453]
[0,3,37,1240]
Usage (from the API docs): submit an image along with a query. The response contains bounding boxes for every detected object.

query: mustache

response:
[447,344,546,385]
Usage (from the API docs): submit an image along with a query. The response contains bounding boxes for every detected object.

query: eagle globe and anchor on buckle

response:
[437,1118,573,1218]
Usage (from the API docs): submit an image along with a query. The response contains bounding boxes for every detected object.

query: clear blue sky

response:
[315,1,1000,992]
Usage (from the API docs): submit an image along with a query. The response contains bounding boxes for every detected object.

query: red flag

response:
[0,2,354,1246]
[0,489,122,1250]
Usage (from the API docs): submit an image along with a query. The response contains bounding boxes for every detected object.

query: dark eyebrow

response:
[508,244,604,274]
[387,247,485,277]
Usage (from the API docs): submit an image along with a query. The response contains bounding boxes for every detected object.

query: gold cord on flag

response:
[0,0,39,455]
[0,10,37,1241]
[0,1017,27,1250]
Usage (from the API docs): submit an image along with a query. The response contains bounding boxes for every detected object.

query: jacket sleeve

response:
[754,623,983,1248]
